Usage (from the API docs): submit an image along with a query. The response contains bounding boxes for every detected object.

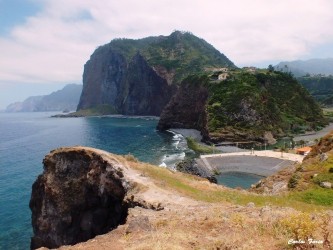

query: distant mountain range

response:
[274,58,333,77]
[6,84,82,112]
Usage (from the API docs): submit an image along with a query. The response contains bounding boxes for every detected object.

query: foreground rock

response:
[30,147,129,249]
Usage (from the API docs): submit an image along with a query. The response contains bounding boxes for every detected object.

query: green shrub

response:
[186,137,215,154]
[288,173,300,188]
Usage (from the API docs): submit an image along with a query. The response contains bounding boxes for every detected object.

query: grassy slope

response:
[203,70,328,138]
[125,154,332,211]
[63,148,333,250]
[106,31,235,84]
[298,75,333,105]
[185,137,216,154]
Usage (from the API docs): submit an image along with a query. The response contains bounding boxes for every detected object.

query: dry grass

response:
[59,148,333,250]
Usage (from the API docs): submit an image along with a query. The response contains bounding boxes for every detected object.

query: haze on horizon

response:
[1,0,333,109]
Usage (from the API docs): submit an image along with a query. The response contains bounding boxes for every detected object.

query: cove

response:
[216,171,263,189]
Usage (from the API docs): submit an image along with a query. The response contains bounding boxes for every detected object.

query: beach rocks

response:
[320,182,332,189]
[125,216,152,234]
[175,159,217,183]
[29,147,131,249]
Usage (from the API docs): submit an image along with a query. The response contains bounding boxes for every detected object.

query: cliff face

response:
[30,147,130,249]
[157,75,209,139]
[77,50,175,116]
[77,31,235,115]
[120,53,176,115]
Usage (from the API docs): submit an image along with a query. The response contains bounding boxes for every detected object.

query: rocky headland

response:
[76,31,234,116]
[158,70,327,145]
[29,147,165,249]
[61,31,328,146]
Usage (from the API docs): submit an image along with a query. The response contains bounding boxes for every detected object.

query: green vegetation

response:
[188,70,328,138]
[298,75,333,106]
[70,104,117,116]
[288,173,300,188]
[323,108,333,122]
[185,137,216,154]
[290,188,333,206]
[132,159,331,210]
[105,31,235,84]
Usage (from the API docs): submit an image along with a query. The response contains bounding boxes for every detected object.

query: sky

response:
[1,0,333,110]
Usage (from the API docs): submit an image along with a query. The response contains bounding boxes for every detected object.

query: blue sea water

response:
[0,112,264,249]
[216,172,263,189]
[0,112,189,250]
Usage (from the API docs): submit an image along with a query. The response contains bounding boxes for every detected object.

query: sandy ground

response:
[201,150,304,162]
[293,123,333,142]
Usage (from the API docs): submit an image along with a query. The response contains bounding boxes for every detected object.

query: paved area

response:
[197,150,303,176]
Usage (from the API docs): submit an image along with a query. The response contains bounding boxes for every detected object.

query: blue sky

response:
[1,0,333,109]
[0,0,40,35]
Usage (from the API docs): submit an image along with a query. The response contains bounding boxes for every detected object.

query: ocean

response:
[0,112,189,249]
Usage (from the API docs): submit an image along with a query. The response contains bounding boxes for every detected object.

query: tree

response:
[268,64,274,72]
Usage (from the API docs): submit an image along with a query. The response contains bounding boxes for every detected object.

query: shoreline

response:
[52,112,160,119]
[168,128,203,141]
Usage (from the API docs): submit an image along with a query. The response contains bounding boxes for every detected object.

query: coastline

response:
[168,128,203,141]
[169,128,305,180]
[52,112,160,120]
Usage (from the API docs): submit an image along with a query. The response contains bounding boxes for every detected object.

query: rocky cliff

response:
[158,70,328,144]
[157,75,209,140]
[30,146,333,250]
[30,147,167,249]
[77,31,235,115]
[30,147,127,249]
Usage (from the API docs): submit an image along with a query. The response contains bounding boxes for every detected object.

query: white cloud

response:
[1,0,333,86]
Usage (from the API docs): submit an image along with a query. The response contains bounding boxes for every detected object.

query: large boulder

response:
[30,147,131,249]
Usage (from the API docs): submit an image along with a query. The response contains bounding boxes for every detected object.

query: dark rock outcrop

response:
[77,31,235,115]
[157,71,327,145]
[120,53,176,115]
[176,159,217,183]
[157,78,209,140]
[29,147,130,249]
[78,49,175,116]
